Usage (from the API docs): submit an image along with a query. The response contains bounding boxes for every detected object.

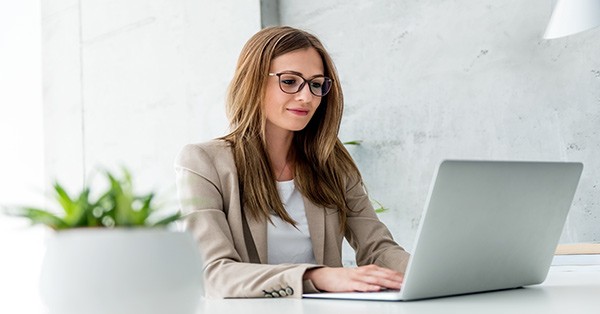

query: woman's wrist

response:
[303,267,324,281]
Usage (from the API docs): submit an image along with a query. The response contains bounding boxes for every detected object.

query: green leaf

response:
[53,182,77,217]
[343,140,363,146]
[372,199,389,214]
[68,187,91,227]
[106,171,134,226]
[9,207,68,230]
[92,188,114,227]
[132,193,155,225]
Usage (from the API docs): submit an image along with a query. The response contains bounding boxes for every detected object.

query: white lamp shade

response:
[544,0,600,39]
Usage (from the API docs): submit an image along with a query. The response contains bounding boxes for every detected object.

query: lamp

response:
[543,0,600,39]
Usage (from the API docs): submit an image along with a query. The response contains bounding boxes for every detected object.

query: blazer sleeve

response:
[343,173,411,272]
[175,144,320,299]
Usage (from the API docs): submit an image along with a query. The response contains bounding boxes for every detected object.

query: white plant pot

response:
[40,228,203,314]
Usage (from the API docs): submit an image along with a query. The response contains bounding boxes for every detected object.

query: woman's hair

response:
[221,26,360,232]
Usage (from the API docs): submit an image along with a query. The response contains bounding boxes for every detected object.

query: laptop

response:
[303,160,583,301]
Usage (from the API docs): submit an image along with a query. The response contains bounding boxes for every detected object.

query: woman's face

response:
[264,47,324,136]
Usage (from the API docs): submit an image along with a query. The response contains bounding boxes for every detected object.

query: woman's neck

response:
[265,126,294,181]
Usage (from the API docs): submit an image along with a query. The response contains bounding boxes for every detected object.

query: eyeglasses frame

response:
[268,71,333,97]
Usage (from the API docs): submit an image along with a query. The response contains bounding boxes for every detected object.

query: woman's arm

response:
[344,173,411,272]
[302,172,411,293]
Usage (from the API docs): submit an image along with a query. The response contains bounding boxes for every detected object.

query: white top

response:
[267,180,317,265]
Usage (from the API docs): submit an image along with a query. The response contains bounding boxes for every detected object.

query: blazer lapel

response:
[303,196,325,264]
[244,209,268,264]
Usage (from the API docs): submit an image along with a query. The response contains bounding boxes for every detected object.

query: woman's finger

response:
[352,283,383,292]
[354,265,403,280]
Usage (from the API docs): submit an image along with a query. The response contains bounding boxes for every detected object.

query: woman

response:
[175,26,410,299]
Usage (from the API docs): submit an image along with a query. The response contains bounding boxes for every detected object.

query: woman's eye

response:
[281,79,296,85]
[310,82,323,88]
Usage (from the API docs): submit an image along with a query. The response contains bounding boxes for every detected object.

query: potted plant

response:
[5,168,203,314]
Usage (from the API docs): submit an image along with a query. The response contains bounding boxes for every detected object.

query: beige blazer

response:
[175,140,410,299]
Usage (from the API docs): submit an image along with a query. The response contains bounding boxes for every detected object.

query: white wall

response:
[279,0,600,253]
[0,0,46,312]
[43,0,261,195]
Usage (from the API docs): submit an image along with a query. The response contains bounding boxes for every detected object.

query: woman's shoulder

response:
[180,139,232,154]
[175,139,234,172]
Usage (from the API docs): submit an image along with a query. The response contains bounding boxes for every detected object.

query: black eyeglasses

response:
[268,72,333,97]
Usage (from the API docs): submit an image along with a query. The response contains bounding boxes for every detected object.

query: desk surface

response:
[199,266,600,314]
[4,264,597,313]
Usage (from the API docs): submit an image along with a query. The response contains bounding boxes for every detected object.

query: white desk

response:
[199,266,600,314]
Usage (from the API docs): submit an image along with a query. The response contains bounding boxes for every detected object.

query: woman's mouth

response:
[287,108,309,116]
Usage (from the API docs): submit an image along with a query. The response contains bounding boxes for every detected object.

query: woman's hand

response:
[303,264,404,292]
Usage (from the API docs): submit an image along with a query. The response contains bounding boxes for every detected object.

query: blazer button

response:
[263,290,273,298]
[285,287,294,295]
[271,291,280,298]
[278,289,287,297]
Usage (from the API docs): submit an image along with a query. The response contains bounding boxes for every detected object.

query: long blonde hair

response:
[221,26,360,231]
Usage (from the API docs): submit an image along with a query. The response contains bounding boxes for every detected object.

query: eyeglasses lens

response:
[278,73,332,97]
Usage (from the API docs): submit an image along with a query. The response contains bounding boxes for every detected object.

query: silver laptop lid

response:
[401,160,583,300]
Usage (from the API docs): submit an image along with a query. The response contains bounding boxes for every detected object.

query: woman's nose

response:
[295,82,314,102]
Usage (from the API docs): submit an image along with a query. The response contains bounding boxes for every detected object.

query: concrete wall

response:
[279,0,600,252]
